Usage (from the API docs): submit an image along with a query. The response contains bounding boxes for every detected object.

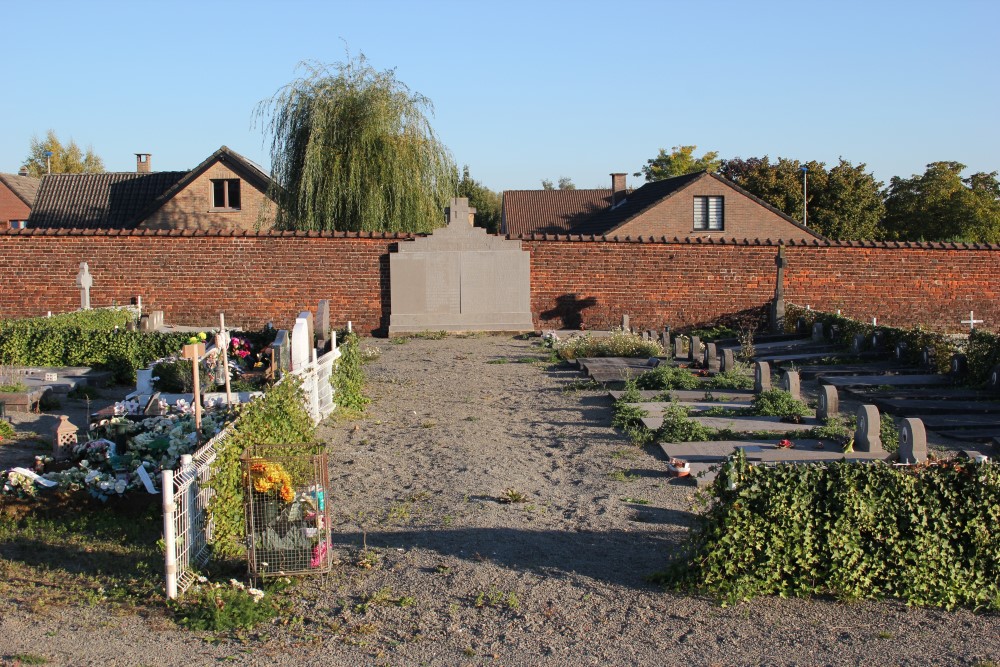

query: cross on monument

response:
[75,262,93,310]
[445,197,476,227]
[962,310,984,331]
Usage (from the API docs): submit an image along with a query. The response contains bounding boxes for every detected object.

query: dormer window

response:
[694,195,723,231]
[211,179,241,210]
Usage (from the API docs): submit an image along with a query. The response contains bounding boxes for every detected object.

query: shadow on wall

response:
[540,294,598,329]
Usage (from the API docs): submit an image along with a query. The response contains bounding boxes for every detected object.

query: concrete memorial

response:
[316,300,331,350]
[781,369,801,401]
[290,317,311,372]
[76,262,93,310]
[899,418,927,464]
[269,330,291,377]
[688,335,701,362]
[817,385,839,420]
[754,361,771,393]
[855,404,885,453]
[389,198,533,334]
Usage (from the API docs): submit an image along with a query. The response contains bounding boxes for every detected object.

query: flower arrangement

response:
[249,458,295,503]
[229,336,252,361]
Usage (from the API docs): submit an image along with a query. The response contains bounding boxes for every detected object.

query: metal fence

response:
[162,344,340,599]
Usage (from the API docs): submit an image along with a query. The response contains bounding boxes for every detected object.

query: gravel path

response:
[2,334,999,666]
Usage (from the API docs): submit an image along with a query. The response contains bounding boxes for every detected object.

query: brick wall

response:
[1,231,998,335]
[142,161,276,232]
[0,185,31,226]
[616,177,816,242]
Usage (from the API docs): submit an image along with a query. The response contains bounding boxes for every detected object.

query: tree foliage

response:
[23,130,104,176]
[258,56,456,232]
[540,177,575,190]
[636,145,721,182]
[456,165,501,233]
[883,162,1000,242]
[719,156,884,240]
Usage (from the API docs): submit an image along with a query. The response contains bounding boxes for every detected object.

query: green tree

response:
[719,156,885,240]
[541,179,554,190]
[636,145,721,181]
[258,56,456,232]
[456,165,501,233]
[883,162,1000,242]
[540,177,575,190]
[23,130,104,176]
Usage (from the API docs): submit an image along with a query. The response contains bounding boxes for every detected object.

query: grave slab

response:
[820,374,951,388]
[623,400,754,413]
[609,389,755,402]
[642,415,817,432]
[660,440,889,464]
[872,397,1000,415]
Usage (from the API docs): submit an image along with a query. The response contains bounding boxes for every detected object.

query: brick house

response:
[502,171,823,241]
[0,172,40,229]
[27,146,277,231]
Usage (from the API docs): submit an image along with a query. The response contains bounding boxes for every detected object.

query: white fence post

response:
[162,469,177,600]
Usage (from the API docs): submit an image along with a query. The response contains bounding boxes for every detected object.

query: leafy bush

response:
[965,328,1000,385]
[556,328,663,361]
[173,578,278,631]
[0,420,14,440]
[333,333,369,413]
[207,377,317,559]
[655,403,711,443]
[635,365,701,390]
[652,452,1000,611]
[707,363,754,390]
[152,359,210,393]
[881,414,900,453]
[750,390,811,418]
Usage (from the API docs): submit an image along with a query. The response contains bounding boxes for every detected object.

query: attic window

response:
[211,179,241,210]
[693,195,723,231]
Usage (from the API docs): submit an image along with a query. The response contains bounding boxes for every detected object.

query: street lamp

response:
[44,150,54,175]
[800,166,808,226]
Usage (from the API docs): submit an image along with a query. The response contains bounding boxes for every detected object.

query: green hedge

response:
[786,305,960,375]
[0,309,189,383]
[965,329,1000,386]
[653,452,1000,610]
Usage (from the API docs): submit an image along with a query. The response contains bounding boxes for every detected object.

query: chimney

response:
[17,166,29,177]
[136,153,152,173]
[611,173,627,206]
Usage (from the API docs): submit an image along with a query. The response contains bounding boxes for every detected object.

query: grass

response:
[473,588,520,610]
[607,469,638,482]
[7,654,48,665]
[498,488,528,504]
[0,381,29,393]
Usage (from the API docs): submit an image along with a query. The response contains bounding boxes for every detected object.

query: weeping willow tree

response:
[258,56,456,232]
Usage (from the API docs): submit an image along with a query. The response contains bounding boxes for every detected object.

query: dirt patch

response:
[1,335,998,666]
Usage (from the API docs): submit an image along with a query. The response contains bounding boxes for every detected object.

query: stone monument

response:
[389,198,534,334]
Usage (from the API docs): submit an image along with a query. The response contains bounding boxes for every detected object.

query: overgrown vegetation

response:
[749,390,811,419]
[333,332,369,414]
[653,452,1000,611]
[707,363,754,390]
[655,403,711,443]
[0,420,14,440]
[634,365,701,390]
[207,377,317,559]
[965,328,1000,386]
[554,328,663,361]
[611,379,653,445]
[0,309,189,383]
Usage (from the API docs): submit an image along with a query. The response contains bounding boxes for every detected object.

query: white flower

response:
[197,575,208,583]
[247,587,265,602]
[114,480,127,494]
[229,579,245,590]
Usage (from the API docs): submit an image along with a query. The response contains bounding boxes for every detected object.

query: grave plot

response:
[0,366,113,413]
[608,388,756,402]
[641,414,819,432]
[818,373,952,389]
[575,356,664,384]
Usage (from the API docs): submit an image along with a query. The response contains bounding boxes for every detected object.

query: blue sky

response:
[4,0,997,191]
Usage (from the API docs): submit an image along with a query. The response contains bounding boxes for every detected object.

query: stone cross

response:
[961,311,983,331]
[75,262,93,310]
[445,197,476,227]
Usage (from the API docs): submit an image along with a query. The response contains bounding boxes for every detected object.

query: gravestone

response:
[136,369,155,396]
[990,365,1000,390]
[316,300,331,345]
[895,342,907,361]
[721,348,736,373]
[855,404,885,453]
[689,336,701,362]
[851,333,865,354]
[920,346,935,368]
[673,336,685,359]
[830,324,841,341]
[781,369,801,401]
[270,329,291,376]
[291,317,310,371]
[817,385,839,420]
[951,354,967,375]
[140,310,164,332]
[812,322,825,342]
[298,311,315,348]
[795,317,808,334]
[389,198,533,334]
[754,361,771,393]
[703,343,718,371]
[770,247,787,333]
[661,329,671,350]
[622,314,630,332]
[898,417,927,464]
[75,262,93,310]
[641,331,650,342]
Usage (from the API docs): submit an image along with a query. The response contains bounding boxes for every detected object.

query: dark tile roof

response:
[0,173,41,207]
[28,171,187,229]
[570,172,705,236]
[501,189,613,236]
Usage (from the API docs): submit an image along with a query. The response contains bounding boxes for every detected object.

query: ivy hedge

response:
[207,377,317,559]
[965,329,1000,386]
[786,305,960,376]
[0,309,189,383]
[653,452,1000,611]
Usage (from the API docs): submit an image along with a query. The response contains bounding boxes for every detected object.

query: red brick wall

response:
[0,184,31,226]
[1,231,998,335]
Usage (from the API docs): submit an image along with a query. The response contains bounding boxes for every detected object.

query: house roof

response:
[501,189,614,236]
[26,146,276,230]
[0,173,41,207]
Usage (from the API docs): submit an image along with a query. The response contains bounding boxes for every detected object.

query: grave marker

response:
[661,329,671,350]
[298,311,315,348]
[622,314,630,332]
[817,385,839,420]
[704,342,718,371]
[855,404,885,453]
[271,330,291,376]
[851,333,865,354]
[181,342,205,434]
[316,300,331,349]
[673,335,685,359]
[688,335,701,362]
[291,317,311,371]
[895,342,907,361]
[721,348,736,373]
[951,354,967,375]
[898,418,927,464]
[812,322,825,342]
[754,361,771,393]
[962,311,983,331]
[75,262,93,310]
[781,369,801,401]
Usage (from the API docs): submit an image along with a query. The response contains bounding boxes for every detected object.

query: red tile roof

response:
[0,173,41,207]
[501,189,613,236]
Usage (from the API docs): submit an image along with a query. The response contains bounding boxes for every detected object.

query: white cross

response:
[962,311,984,331]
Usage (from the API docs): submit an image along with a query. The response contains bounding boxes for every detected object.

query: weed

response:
[171,579,277,632]
[464,647,477,657]
[562,379,602,393]
[707,363,754,390]
[610,448,639,460]
[420,420,437,428]
[498,488,528,504]
[876,631,893,639]
[656,403,711,443]
[410,330,448,340]
[67,385,100,400]
[473,588,520,610]
[9,655,48,665]
[463,416,478,422]
[486,358,509,364]
[881,414,900,453]
[607,469,638,482]
[555,328,664,361]
[750,390,810,418]
[621,497,650,505]
[389,337,408,345]
[635,365,701,390]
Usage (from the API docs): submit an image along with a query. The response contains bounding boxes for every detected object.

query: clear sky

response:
[4,0,997,191]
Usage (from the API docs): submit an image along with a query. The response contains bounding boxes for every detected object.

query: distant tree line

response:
[642,145,1000,242]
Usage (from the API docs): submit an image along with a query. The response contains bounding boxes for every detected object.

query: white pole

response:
[219,313,233,407]
[162,469,177,600]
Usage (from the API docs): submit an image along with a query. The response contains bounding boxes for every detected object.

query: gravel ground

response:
[1,334,999,666]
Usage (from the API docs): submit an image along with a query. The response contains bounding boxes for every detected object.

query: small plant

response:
[67,385,100,399]
[0,420,15,440]
[655,403,711,443]
[707,363,754,390]
[498,487,528,503]
[473,588,520,610]
[881,414,900,453]
[171,578,277,632]
[486,358,509,364]
[635,365,701,390]
[750,390,810,419]
[607,469,638,482]
[8,654,48,665]
[555,328,663,361]
[333,332,369,413]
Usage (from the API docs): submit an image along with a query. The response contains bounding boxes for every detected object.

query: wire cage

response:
[242,443,332,577]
